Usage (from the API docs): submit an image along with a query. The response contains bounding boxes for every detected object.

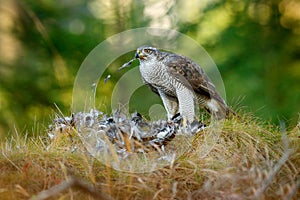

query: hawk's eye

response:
[144,49,151,54]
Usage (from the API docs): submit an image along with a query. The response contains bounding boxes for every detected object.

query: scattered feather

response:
[118,58,136,70]
[104,75,111,83]
[49,109,205,163]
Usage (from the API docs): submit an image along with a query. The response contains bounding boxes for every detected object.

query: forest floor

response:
[0,112,299,200]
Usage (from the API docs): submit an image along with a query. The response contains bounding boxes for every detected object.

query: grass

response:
[0,112,299,200]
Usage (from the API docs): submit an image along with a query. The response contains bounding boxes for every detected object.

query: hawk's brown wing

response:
[163,52,225,105]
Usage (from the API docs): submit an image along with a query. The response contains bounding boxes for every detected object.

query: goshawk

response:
[134,46,229,124]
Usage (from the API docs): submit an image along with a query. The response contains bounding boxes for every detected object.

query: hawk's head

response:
[135,46,158,61]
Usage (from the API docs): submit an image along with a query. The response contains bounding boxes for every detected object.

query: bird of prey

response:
[131,46,230,124]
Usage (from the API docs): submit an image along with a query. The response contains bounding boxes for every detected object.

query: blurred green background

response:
[0,0,299,136]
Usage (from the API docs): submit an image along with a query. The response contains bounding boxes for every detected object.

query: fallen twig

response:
[30,176,113,200]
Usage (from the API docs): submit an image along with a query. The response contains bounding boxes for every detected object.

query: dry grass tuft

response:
[0,113,299,200]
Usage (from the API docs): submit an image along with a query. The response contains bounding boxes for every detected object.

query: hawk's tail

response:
[205,98,235,120]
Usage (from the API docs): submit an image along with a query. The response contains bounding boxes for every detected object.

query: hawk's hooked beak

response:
[135,50,146,60]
